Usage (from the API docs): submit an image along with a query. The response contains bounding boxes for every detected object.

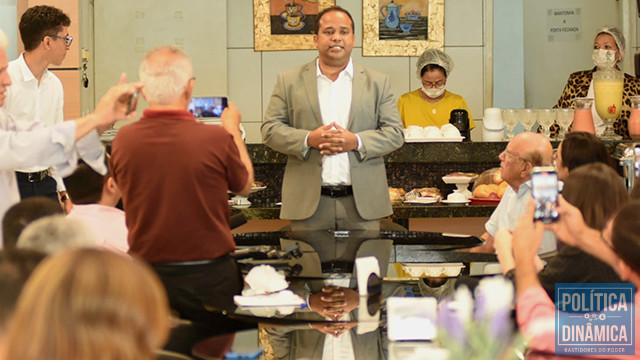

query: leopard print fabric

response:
[551,68,640,139]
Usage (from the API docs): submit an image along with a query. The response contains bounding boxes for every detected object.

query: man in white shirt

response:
[475,132,556,254]
[262,6,404,231]
[3,5,72,203]
[0,28,142,237]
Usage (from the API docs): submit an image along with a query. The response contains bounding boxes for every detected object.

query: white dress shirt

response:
[0,109,106,245]
[485,180,559,254]
[316,58,354,186]
[3,53,66,190]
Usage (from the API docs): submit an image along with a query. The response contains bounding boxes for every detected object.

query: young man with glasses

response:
[471,132,556,254]
[2,5,73,205]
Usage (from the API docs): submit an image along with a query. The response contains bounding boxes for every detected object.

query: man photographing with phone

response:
[110,45,253,323]
[0,28,141,228]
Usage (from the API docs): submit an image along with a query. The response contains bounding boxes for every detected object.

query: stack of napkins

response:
[234,265,305,307]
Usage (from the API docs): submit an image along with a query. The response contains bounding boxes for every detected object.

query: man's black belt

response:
[16,170,49,183]
[152,255,231,267]
[321,185,353,198]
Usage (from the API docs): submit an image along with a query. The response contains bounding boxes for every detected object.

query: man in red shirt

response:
[110,46,253,321]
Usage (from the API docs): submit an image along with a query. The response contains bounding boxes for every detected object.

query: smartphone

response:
[634,143,640,178]
[531,166,559,223]
[125,90,139,115]
[188,96,228,118]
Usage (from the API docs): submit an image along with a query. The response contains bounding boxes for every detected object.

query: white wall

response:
[523,0,620,108]
[0,0,18,60]
[227,0,488,143]
[493,0,524,108]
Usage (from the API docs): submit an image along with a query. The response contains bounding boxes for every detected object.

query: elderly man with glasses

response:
[471,131,555,254]
[2,5,74,206]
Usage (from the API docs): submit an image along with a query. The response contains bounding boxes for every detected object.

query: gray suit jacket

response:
[261,59,404,220]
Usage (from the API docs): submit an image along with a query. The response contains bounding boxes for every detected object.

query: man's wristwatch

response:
[59,192,70,202]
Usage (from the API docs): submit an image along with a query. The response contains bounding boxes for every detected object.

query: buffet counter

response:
[241,139,630,223]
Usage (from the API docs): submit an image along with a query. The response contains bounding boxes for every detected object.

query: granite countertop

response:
[233,203,496,220]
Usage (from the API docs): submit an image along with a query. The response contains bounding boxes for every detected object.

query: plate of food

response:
[404,197,438,205]
[441,199,470,205]
[251,181,266,193]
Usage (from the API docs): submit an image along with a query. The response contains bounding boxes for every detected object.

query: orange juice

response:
[594,79,623,120]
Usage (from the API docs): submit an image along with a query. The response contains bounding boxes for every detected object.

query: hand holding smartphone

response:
[126,90,139,115]
[531,166,559,223]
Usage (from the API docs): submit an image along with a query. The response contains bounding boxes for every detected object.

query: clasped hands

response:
[307,122,358,155]
[308,286,359,321]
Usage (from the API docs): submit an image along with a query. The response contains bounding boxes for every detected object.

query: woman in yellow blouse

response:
[398,49,475,129]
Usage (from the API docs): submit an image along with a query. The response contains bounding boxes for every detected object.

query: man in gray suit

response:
[262,6,404,231]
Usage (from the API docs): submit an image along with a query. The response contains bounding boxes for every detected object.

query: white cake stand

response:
[442,175,478,199]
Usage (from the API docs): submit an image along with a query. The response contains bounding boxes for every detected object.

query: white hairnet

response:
[415,49,453,79]
[596,26,625,58]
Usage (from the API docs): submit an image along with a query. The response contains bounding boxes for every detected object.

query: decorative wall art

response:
[254,0,336,51]
[363,0,444,56]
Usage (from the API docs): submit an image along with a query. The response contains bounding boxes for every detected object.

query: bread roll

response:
[389,188,406,204]
[493,169,503,184]
[473,184,500,198]
[473,184,490,198]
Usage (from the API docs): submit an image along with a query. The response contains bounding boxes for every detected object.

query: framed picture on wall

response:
[254,0,336,51]
[363,0,444,56]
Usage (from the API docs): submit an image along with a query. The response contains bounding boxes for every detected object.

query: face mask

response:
[592,49,617,68]
[422,85,446,99]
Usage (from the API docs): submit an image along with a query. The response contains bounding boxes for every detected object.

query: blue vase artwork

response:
[380,0,402,29]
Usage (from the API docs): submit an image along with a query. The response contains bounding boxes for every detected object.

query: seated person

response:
[495,163,627,301]
[17,215,95,254]
[554,131,614,180]
[2,197,63,249]
[554,26,640,139]
[397,49,475,129]
[513,198,640,357]
[470,132,554,254]
[0,249,46,342]
[4,248,169,360]
[63,160,128,253]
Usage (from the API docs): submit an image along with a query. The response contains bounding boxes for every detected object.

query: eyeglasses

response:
[421,80,446,88]
[48,35,73,47]
[502,149,528,163]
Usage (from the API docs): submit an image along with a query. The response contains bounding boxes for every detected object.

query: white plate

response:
[403,197,438,205]
[441,199,470,205]
[232,203,251,209]
[405,136,464,143]
[251,186,267,193]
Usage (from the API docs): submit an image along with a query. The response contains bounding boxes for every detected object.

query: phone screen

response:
[531,167,559,223]
[188,96,228,118]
